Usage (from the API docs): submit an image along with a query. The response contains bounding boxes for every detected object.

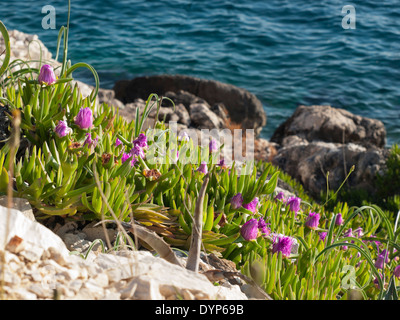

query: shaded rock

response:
[164,90,207,109]
[271,105,386,148]
[189,103,225,130]
[113,74,266,135]
[272,141,389,197]
[0,196,35,222]
[269,105,389,198]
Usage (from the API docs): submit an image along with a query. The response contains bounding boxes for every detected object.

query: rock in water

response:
[113,74,267,135]
[271,105,386,148]
[270,105,389,197]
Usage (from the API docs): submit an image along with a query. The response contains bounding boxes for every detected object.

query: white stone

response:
[0,205,69,257]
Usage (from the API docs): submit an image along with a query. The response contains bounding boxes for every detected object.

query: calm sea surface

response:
[1,0,400,145]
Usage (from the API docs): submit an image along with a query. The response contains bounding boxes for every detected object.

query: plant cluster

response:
[1,14,400,300]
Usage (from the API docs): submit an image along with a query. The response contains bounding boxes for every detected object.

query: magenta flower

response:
[130,144,145,159]
[375,249,389,270]
[133,133,148,148]
[75,107,93,129]
[83,133,98,149]
[342,228,353,250]
[274,191,286,202]
[241,218,259,241]
[230,193,243,210]
[286,196,301,215]
[335,213,344,226]
[121,153,131,163]
[54,120,72,138]
[374,273,384,289]
[258,217,271,237]
[319,232,327,241]
[209,138,218,153]
[216,158,229,169]
[197,161,208,174]
[115,138,122,147]
[272,235,294,258]
[38,64,56,85]
[354,227,364,238]
[305,211,320,230]
[121,153,137,167]
[394,265,400,278]
[243,197,259,213]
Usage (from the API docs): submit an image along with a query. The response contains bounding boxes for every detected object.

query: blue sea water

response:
[1,0,400,146]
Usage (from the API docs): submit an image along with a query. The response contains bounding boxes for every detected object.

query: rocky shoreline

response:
[0,29,392,300]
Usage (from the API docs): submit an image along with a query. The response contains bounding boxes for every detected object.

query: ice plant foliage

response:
[38,64,56,85]
[2,19,399,301]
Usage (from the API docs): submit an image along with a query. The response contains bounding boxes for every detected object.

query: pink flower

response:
[121,153,137,166]
[38,64,56,85]
[258,217,271,237]
[75,107,93,129]
[272,235,294,258]
[209,138,218,153]
[197,161,208,174]
[274,191,286,202]
[241,219,259,241]
[83,133,98,149]
[54,120,72,138]
[115,138,122,147]
[230,193,243,210]
[375,249,389,270]
[335,213,344,226]
[286,196,301,215]
[130,144,145,159]
[394,265,400,278]
[133,133,148,148]
[243,197,259,213]
[319,232,327,241]
[305,211,320,230]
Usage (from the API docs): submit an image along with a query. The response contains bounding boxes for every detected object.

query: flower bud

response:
[38,64,56,85]
[243,197,259,213]
[75,107,93,129]
[305,211,320,230]
[241,218,259,241]
[54,120,72,138]
[335,213,344,226]
[286,196,301,216]
[197,161,208,174]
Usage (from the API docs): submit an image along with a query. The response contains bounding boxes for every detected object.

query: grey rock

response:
[272,140,389,197]
[0,196,35,221]
[271,105,386,148]
[189,103,225,130]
